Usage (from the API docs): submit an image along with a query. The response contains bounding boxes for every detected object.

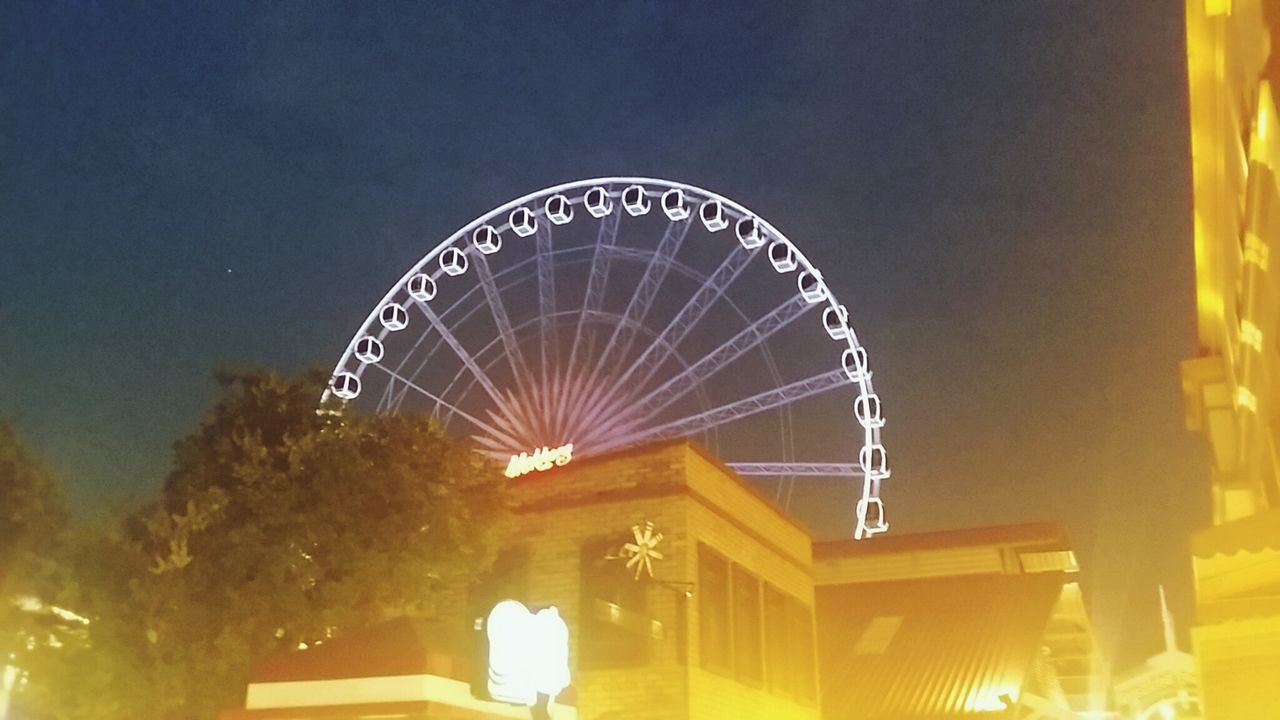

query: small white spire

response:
[1159,584,1177,653]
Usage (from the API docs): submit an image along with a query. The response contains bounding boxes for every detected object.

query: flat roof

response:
[814,520,1071,559]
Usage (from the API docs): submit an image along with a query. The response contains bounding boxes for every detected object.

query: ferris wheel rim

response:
[324,177,890,538]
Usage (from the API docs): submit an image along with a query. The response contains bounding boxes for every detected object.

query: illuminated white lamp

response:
[859,443,888,477]
[379,303,409,331]
[406,273,437,302]
[842,345,869,382]
[660,188,690,221]
[510,207,537,237]
[857,496,888,535]
[798,269,826,303]
[353,336,384,364]
[699,199,728,232]
[735,216,765,249]
[331,372,361,400]
[854,393,885,428]
[473,225,502,255]
[545,194,574,225]
[440,246,469,276]
[485,600,571,707]
[584,187,612,218]
[823,305,849,340]
[622,185,650,216]
[769,241,798,273]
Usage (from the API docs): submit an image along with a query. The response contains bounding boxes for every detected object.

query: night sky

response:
[2,2,1201,669]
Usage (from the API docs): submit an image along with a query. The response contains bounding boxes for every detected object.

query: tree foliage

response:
[0,420,70,714]
[21,369,507,719]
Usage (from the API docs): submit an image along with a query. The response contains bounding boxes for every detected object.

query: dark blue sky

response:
[2,1,1199,668]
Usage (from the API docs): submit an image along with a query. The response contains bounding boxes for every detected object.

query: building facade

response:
[228,440,822,720]
[225,441,1105,720]
[813,523,1105,719]
[1180,1,1280,717]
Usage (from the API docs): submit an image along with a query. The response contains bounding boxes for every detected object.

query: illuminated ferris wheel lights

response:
[823,305,850,340]
[769,241,798,273]
[798,270,827,303]
[473,225,502,255]
[622,185,650,216]
[545,194,574,225]
[407,273,437,302]
[510,207,537,237]
[379,302,409,331]
[735,216,765,249]
[660,188,690,221]
[584,187,613,218]
[440,246,469,276]
[354,336,385,364]
[856,497,889,537]
[331,372,361,400]
[854,393,885,428]
[842,345,870,382]
[329,177,891,538]
[859,443,888,476]
[699,199,728,232]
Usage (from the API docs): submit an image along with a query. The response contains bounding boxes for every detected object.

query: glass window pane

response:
[732,567,763,684]
[698,544,732,673]
[580,537,648,668]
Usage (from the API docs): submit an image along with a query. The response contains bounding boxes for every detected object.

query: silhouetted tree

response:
[24,369,507,719]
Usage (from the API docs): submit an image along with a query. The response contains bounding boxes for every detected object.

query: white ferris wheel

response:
[324,178,891,539]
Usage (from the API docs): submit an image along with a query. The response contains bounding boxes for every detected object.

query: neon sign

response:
[485,600,571,707]
[504,443,573,478]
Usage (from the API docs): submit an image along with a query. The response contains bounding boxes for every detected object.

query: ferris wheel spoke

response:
[535,222,558,381]
[429,308,695,444]
[726,463,862,477]
[594,295,816,440]
[616,244,754,394]
[365,363,517,445]
[592,369,849,455]
[409,299,517,422]
[473,254,536,386]
[591,218,692,388]
[568,203,622,377]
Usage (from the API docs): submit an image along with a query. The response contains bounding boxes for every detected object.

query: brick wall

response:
[490,440,819,720]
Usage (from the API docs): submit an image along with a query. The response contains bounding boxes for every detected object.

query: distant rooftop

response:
[814,520,1071,559]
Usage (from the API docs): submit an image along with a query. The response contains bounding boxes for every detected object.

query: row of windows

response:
[698,543,816,701]
[474,538,816,704]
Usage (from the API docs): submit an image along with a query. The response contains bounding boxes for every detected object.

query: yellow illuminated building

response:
[225,441,1102,719]
[1180,0,1280,717]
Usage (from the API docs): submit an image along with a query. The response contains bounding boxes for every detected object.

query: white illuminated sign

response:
[504,443,573,478]
[486,600,571,707]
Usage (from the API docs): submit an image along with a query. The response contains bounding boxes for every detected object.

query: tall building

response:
[1180,0,1280,716]
[223,441,1102,720]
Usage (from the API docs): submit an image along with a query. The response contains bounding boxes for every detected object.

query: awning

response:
[1191,507,1280,559]
[816,572,1067,719]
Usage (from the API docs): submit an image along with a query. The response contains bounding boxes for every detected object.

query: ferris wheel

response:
[324,178,890,538]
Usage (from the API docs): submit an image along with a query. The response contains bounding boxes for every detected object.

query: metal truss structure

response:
[325,178,891,538]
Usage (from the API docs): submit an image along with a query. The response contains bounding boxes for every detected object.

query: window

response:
[763,583,792,695]
[698,544,732,672]
[788,595,817,702]
[697,546,815,700]
[732,566,763,684]
[851,615,903,655]
[580,537,648,668]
